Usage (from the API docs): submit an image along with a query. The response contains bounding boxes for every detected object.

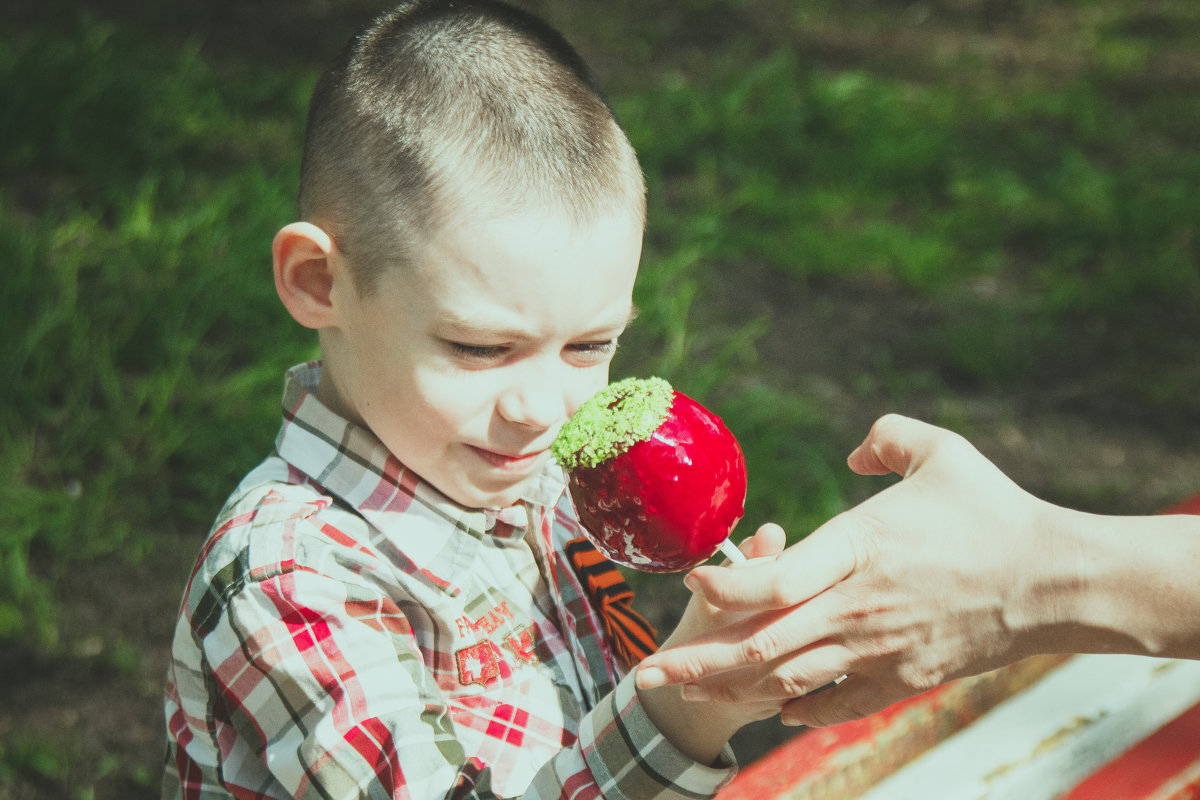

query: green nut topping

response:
[552,376,674,469]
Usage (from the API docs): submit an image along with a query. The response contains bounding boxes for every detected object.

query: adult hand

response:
[635,414,1077,728]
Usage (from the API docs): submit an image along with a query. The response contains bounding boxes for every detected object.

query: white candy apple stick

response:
[718,537,747,564]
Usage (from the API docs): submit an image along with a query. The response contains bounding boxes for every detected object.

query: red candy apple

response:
[551,377,747,572]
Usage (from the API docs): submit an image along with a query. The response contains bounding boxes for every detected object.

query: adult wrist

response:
[1021,503,1179,659]
[1077,511,1200,659]
[1004,499,1097,657]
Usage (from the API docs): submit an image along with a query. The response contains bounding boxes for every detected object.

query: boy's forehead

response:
[391,204,641,324]
[434,302,639,337]
[420,195,644,263]
[427,170,645,240]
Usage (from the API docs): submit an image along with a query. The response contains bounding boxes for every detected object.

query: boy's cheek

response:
[565,368,613,417]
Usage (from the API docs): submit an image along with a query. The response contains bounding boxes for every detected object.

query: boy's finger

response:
[739,523,787,560]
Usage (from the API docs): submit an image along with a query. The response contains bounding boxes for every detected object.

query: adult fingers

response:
[636,589,843,688]
[682,641,853,705]
[779,674,898,728]
[686,518,858,613]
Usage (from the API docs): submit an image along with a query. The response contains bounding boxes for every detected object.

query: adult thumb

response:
[845,414,953,479]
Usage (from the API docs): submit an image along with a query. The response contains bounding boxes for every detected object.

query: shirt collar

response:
[274,362,566,594]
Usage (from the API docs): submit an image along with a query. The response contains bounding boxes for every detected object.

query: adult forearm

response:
[1040,506,1200,660]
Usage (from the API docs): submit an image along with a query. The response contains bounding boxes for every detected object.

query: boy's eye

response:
[447,342,509,362]
[445,338,618,366]
[567,339,619,361]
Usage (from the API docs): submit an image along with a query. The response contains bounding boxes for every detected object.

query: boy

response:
[162,2,783,798]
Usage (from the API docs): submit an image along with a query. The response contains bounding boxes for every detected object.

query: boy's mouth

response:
[467,445,547,472]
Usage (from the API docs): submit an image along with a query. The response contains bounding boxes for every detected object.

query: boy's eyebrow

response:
[438,305,640,340]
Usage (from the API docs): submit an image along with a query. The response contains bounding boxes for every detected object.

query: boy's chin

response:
[440,478,530,513]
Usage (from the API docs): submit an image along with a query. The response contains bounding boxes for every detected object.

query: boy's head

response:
[297,0,645,291]
[273,1,646,511]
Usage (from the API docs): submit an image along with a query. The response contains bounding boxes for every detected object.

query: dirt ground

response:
[2,1,1198,797]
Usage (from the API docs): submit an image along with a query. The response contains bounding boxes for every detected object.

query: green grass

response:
[0,731,147,798]
[620,40,1200,309]
[0,16,316,644]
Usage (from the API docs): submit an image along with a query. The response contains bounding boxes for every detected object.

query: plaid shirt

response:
[163,362,735,800]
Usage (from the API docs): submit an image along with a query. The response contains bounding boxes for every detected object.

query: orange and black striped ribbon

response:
[564,537,659,671]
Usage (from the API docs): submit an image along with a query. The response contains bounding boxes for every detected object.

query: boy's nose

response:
[496,368,570,431]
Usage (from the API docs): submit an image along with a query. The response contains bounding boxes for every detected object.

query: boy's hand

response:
[633,524,790,763]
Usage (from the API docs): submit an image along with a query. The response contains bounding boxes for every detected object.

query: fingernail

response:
[683,573,700,593]
[681,683,709,701]
[781,713,803,727]
[637,666,666,689]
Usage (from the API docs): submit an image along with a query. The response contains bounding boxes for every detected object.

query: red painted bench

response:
[718,494,1200,800]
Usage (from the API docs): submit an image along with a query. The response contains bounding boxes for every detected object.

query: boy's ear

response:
[273,222,342,330]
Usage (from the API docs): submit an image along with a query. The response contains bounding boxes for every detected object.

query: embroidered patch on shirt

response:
[502,625,539,665]
[456,641,506,686]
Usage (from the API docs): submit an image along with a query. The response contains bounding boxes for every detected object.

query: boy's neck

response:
[315,360,362,430]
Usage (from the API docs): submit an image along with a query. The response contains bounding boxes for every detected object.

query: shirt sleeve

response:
[526,671,737,800]
[185,531,735,800]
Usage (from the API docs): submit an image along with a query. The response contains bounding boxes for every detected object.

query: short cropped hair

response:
[298,0,646,291]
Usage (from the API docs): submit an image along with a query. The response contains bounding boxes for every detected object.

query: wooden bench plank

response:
[855,655,1200,800]
[718,655,1069,800]
[1058,700,1200,800]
